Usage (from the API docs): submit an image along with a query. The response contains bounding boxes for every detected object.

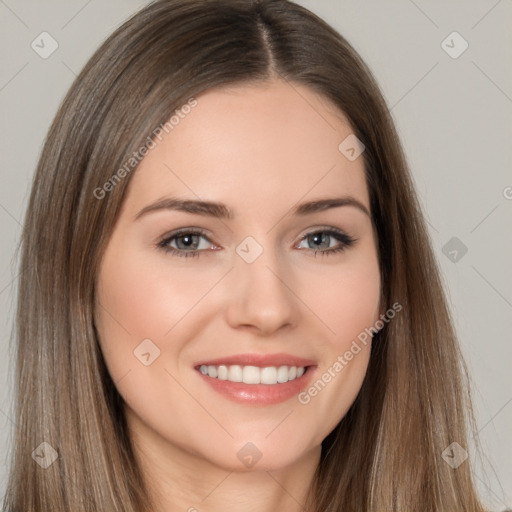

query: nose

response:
[224,242,299,336]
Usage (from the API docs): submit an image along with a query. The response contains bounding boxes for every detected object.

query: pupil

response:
[178,234,196,249]
[310,232,327,249]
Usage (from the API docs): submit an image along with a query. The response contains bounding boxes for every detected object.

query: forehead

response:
[123,79,369,217]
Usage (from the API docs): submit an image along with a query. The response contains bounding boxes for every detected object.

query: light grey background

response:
[0,0,510,509]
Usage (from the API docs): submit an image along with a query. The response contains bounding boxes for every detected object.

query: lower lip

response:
[196,367,316,405]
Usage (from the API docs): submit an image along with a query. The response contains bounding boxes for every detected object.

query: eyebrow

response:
[134,195,371,221]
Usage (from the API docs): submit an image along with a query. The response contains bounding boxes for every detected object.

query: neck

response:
[127,410,320,512]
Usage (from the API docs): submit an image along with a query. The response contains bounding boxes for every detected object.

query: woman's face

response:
[95,79,381,473]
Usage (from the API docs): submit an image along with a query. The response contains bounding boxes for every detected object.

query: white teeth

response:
[260,366,278,384]
[217,365,228,380]
[242,365,260,384]
[276,365,289,383]
[198,364,307,384]
[228,365,243,382]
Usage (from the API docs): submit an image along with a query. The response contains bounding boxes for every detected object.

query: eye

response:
[157,228,215,258]
[157,227,356,258]
[295,228,356,257]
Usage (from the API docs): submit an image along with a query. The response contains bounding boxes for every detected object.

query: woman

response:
[2,0,489,510]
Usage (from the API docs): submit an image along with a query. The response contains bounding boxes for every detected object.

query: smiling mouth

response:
[196,364,308,384]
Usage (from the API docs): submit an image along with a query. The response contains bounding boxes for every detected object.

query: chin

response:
[198,434,319,473]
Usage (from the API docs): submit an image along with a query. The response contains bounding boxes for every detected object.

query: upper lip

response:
[194,352,317,368]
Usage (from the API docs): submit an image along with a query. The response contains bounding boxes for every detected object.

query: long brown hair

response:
[3,0,488,510]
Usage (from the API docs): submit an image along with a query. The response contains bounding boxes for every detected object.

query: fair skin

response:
[95,79,381,512]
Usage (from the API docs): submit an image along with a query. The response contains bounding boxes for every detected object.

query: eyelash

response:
[157,227,356,258]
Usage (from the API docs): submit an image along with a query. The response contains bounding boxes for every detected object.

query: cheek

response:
[298,244,380,434]
[95,241,215,362]
[94,242,217,449]
[94,242,187,387]
[315,245,381,347]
